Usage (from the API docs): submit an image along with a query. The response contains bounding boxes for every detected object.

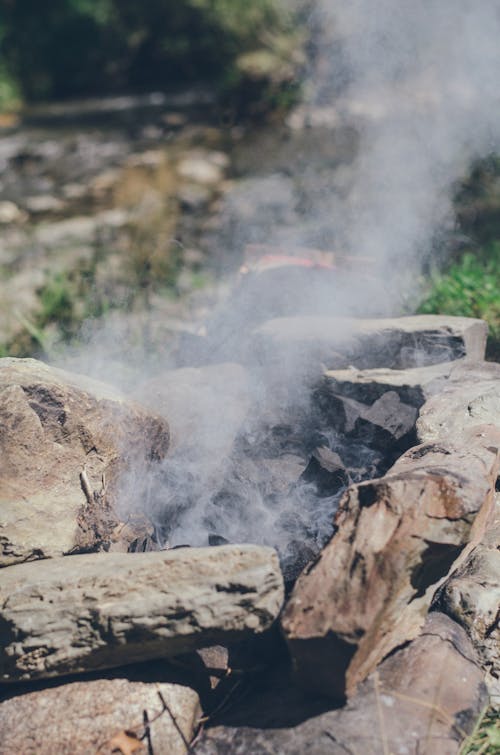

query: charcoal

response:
[353,391,418,446]
[314,390,367,434]
[280,539,318,584]
[301,447,350,496]
[209,534,230,546]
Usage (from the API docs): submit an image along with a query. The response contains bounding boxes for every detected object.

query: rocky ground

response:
[0,91,360,371]
[0,314,498,754]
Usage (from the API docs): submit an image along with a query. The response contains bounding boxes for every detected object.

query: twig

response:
[197,678,243,725]
[157,690,194,754]
[142,709,154,755]
[374,672,390,755]
[80,468,94,505]
[384,688,469,741]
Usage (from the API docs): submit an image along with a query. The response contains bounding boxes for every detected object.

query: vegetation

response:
[418,243,500,358]
[419,156,500,360]
[460,708,500,755]
[0,0,304,112]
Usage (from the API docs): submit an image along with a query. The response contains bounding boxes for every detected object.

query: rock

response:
[322,358,459,407]
[23,195,66,215]
[314,390,367,434]
[301,447,350,496]
[177,184,212,211]
[0,674,201,755]
[197,613,487,755]
[418,360,500,442]
[281,425,500,700]
[177,152,225,185]
[0,544,284,682]
[34,209,127,246]
[353,390,417,445]
[433,503,500,695]
[0,200,26,224]
[251,314,487,375]
[0,357,170,566]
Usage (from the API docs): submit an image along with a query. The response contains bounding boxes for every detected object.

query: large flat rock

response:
[0,357,170,566]
[281,426,500,700]
[0,545,284,683]
[251,314,487,374]
[417,360,500,442]
[322,358,459,406]
[0,675,200,755]
[198,613,487,755]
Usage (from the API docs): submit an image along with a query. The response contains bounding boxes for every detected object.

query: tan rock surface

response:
[0,357,170,566]
[252,314,487,372]
[434,501,500,707]
[0,676,200,755]
[0,545,284,682]
[198,613,487,754]
[417,360,500,441]
[282,426,500,699]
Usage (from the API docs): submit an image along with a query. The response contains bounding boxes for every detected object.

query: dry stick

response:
[374,672,390,755]
[96,688,178,754]
[423,644,449,754]
[197,679,244,726]
[142,709,154,755]
[384,689,469,742]
[80,468,94,505]
[156,691,194,754]
[458,704,491,755]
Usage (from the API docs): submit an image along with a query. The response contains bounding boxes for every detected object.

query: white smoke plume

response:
[61,1,500,570]
[310,0,500,302]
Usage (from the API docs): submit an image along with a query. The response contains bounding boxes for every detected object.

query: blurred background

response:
[0,0,498,367]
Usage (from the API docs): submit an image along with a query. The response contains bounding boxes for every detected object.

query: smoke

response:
[310,0,500,296]
[59,1,500,571]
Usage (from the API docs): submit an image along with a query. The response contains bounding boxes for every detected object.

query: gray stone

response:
[0,200,26,224]
[0,358,170,566]
[0,675,200,755]
[0,545,284,682]
[177,152,225,185]
[252,314,487,375]
[322,358,460,407]
[23,195,65,215]
[418,360,500,442]
[198,614,487,755]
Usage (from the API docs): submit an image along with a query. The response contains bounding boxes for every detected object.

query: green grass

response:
[460,708,500,754]
[418,242,500,359]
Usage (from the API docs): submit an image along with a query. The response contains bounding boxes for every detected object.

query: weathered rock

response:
[282,426,500,700]
[301,447,350,496]
[0,674,200,755]
[0,545,284,682]
[0,200,26,224]
[251,314,487,374]
[177,151,226,185]
[433,502,500,700]
[418,360,500,442]
[0,358,170,566]
[198,613,487,755]
[354,390,418,444]
[322,358,459,407]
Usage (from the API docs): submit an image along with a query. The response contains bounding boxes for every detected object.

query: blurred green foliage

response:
[419,242,500,359]
[0,0,303,105]
[419,155,500,360]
